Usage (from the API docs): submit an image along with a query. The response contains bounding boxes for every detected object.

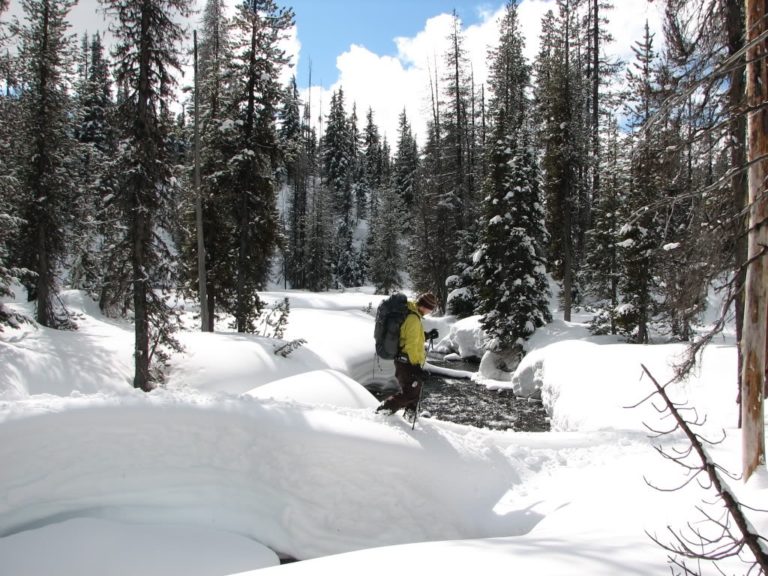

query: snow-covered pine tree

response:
[408,118,453,309]
[0,1,27,329]
[358,107,385,283]
[583,116,624,334]
[392,108,419,214]
[441,11,474,235]
[279,76,308,289]
[304,179,334,292]
[322,88,352,221]
[617,21,664,343]
[368,170,403,294]
[101,0,191,389]
[475,0,550,348]
[70,32,115,296]
[320,88,361,288]
[227,0,293,331]
[14,0,78,328]
[534,1,584,321]
[183,0,234,330]
[476,105,551,350]
[348,103,364,225]
[360,107,382,223]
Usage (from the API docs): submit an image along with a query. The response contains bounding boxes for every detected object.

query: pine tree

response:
[408,119,454,309]
[583,115,624,334]
[0,1,26,329]
[227,0,293,330]
[321,87,360,288]
[441,11,474,234]
[360,107,382,223]
[14,0,78,328]
[473,0,550,348]
[101,0,191,389]
[70,32,115,296]
[279,76,308,289]
[534,2,584,321]
[304,178,333,292]
[184,0,233,330]
[477,121,550,350]
[322,88,353,220]
[392,108,419,213]
[617,21,664,343]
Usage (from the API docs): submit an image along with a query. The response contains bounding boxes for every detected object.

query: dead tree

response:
[742,0,768,482]
[631,365,768,575]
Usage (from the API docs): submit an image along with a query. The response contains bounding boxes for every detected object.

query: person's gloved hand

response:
[425,328,439,340]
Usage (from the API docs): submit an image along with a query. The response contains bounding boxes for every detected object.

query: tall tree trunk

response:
[33,1,54,327]
[193,30,210,332]
[132,207,150,391]
[562,0,573,322]
[133,1,153,391]
[236,18,258,333]
[727,0,748,421]
[741,0,767,481]
[591,0,600,223]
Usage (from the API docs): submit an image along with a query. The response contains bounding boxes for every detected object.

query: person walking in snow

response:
[376,291,438,417]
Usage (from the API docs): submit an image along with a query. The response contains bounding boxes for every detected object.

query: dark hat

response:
[416,291,438,311]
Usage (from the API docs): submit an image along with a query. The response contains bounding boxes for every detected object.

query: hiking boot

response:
[375,399,399,415]
[403,404,418,421]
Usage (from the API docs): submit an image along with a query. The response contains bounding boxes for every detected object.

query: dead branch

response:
[638,364,768,574]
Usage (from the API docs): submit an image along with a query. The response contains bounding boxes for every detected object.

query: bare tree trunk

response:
[727,0,748,424]
[193,30,210,332]
[133,1,153,392]
[562,0,573,322]
[741,0,767,481]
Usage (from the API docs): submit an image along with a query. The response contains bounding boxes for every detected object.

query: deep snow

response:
[0,286,765,575]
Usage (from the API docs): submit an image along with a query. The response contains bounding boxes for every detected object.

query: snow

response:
[0,287,766,576]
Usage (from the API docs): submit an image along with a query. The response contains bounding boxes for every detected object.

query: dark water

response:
[370,359,550,433]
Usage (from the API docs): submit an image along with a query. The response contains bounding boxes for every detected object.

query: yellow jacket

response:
[399,301,426,365]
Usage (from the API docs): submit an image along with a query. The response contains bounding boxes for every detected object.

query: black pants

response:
[379,361,423,411]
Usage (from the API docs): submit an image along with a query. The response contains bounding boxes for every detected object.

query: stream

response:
[369,358,550,433]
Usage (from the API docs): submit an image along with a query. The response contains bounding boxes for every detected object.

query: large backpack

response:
[373,293,414,359]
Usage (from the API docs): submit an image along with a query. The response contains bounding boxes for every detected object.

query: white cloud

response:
[297,0,665,151]
[300,10,505,149]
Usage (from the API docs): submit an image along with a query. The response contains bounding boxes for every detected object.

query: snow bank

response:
[0,392,531,561]
[0,518,279,575]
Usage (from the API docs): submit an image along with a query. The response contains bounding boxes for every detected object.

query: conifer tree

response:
[279,76,308,289]
[441,11,474,234]
[304,179,333,292]
[0,2,27,329]
[70,32,115,295]
[360,107,382,222]
[474,0,550,347]
[617,21,664,343]
[583,116,624,333]
[477,121,550,350]
[14,0,78,328]
[227,0,293,330]
[408,119,453,308]
[534,1,585,321]
[369,176,403,294]
[101,0,191,389]
[185,0,233,330]
[392,108,419,213]
[321,87,360,288]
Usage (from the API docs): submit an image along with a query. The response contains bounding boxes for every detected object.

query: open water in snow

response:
[370,359,550,433]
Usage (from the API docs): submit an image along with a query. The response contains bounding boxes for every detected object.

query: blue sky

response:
[283,0,501,89]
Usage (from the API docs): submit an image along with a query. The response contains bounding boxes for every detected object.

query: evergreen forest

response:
[0,0,765,406]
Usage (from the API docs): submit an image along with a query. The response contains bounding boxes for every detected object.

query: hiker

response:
[376,291,438,416]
